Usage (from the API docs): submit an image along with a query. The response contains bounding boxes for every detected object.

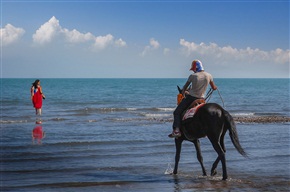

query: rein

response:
[205,88,213,101]
[217,88,225,108]
[204,88,225,108]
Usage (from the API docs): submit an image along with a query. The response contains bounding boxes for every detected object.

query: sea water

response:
[1,78,289,191]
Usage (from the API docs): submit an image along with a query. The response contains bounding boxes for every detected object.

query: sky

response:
[1,0,289,78]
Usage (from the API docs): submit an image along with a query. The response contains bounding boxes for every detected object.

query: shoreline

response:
[233,116,290,123]
[158,115,290,124]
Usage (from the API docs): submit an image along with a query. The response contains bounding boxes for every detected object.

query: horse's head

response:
[177,85,182,94]
[176,85,184,105]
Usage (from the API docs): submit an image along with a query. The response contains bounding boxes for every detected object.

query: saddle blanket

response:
[182,103,205,120]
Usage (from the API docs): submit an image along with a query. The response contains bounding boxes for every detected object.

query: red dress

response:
[31,86,42,109]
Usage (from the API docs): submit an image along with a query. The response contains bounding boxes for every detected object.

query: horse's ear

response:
[177,85,182,94]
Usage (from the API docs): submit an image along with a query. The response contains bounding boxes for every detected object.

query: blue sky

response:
[1,0,289,78]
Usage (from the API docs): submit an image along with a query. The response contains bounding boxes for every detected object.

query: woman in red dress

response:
[31,79,45,123]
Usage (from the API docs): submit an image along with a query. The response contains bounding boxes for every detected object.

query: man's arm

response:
[181,81,191,95]
[210,80,217,90]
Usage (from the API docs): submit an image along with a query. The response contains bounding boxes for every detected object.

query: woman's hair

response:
[32,79,40,88]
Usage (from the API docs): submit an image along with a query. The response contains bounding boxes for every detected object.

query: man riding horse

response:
[169,59,217,138]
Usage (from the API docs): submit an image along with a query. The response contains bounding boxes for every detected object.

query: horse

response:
[172,87,248,180]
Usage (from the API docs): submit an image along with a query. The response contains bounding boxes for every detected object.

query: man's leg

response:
[169,95,196,138]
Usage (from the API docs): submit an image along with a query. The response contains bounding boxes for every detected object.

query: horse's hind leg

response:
[173,138,183,174]
[210,134,226,177]
[193,139,207,176]
[210,139,227,180]
[211,156,219,176]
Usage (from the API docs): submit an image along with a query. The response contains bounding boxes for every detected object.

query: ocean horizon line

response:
[2,77,290,80]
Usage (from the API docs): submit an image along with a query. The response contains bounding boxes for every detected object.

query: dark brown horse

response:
[173,88,247,180]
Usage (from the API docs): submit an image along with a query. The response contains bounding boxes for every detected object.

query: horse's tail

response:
[224,110,248,158]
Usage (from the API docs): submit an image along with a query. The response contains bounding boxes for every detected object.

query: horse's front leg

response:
[173,137,183,174]
[193,139,207,176]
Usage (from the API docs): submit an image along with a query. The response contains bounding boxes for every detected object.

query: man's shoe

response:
[168,131,181,138]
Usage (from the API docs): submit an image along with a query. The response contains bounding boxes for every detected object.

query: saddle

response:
[189,98,205,108]
[182,99,206,121]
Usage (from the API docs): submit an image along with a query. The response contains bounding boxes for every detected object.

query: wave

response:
[254,112,288,116]
[156,108,175,111]
[68,107,138,114]
[232,111,290,117]
[0,118,67,124]
[67,107,174,113]
[1,106,289,125]
[67,107,288,118]
[232,112,255,117]
[0,120,28,124]
[50,117,67,121]
[143,113,171,118]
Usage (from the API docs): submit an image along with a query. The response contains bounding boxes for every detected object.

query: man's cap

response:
[190,60,204,72]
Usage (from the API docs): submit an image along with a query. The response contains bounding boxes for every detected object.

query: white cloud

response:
[141,38,160,56]
[150,38,160,49]
[1,24,25,46]
[33,16,61,44]
[32,16,126,50]
[180,39,290,64]
[92,34,114,49]
[115,38,127,47]
[62,28,94,43]
[270,48,290,64]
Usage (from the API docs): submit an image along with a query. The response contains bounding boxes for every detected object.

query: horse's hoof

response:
[222,176,228,181]
[211,170,217,176]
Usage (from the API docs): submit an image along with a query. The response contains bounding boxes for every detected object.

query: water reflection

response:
[173,175,182,192]
[169,173,233,192]
[32,122,45,144]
